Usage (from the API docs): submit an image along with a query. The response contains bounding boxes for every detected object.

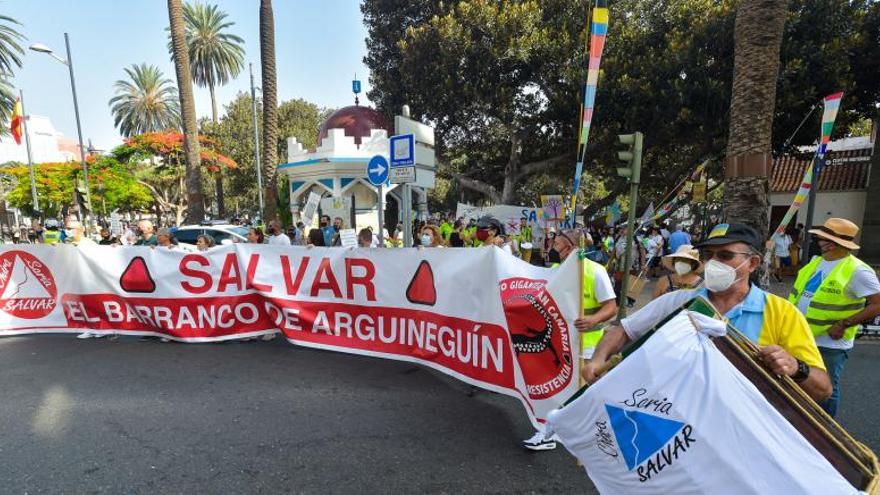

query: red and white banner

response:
[0,244,582,425]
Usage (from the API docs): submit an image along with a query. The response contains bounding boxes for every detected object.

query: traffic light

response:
[616,132,644,183]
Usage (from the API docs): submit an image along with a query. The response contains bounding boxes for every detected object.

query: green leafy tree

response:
[0,14,25,134]
[1,158,151,217]
[206,92,328,216]
[113,131,237,225]
[108,64,180,137]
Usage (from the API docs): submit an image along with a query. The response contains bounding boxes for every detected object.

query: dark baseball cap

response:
[695,223,762,251]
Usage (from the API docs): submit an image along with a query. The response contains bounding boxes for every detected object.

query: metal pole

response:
[618,132,643,319]
[803,154,821,260]
[250,63,265,222]
[19,90,39,213]
[377,183,384,246]
[402,185,413,247]
[64,33,90,219]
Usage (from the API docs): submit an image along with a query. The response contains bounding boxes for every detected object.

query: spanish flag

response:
[10,97,23,145]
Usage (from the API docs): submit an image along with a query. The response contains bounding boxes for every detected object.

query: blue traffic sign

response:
[367,155,389,186]
[390,134,415,167]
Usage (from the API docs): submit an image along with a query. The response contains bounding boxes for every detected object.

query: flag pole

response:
[19,90,39,214]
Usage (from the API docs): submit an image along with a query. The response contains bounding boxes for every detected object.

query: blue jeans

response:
[818,347,849,418]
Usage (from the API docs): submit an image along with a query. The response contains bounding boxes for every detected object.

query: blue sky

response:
[7,0,372,151]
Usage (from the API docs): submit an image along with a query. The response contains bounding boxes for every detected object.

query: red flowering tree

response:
[113,131,237,224]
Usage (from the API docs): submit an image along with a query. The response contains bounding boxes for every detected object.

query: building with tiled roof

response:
[770,136,874,243]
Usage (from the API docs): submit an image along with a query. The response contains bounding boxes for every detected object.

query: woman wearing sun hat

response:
[652,244,703,299]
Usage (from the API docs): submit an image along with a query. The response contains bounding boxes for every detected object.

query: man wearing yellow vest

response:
[790,218,880,417]
[41,219,62,244]
[522,228,618,451]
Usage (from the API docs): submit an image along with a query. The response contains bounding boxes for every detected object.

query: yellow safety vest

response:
[42,230,62,244]
[552,258,606,353]
[789,254,869,342]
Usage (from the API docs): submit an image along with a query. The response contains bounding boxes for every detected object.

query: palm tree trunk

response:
[260,0,279,221]
[723,0,788,239]
[168,0,205,224]
[209,82,218,124]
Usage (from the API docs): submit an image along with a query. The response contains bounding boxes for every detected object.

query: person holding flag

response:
[584,223,832,403]
[522,227,618,451]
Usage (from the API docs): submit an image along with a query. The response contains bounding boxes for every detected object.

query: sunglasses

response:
[699,249,754,262]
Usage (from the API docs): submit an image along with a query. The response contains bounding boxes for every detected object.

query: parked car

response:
[173,222,249,247]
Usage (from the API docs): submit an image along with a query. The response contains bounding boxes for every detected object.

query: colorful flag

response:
[818,92,843,160]
[773,161,813,236]
[570,0,609,213]
[10,97,23,145]
[639,202,655,226]
[605,198,621,226]
[772,92,843,234]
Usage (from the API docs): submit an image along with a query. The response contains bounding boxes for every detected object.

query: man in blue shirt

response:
[319,215,334,246]
[668,225,691,254]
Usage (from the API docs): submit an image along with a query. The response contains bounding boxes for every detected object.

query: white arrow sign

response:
[370,163,386,175]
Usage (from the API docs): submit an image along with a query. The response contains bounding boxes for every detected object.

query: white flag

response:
[546,311,859,494]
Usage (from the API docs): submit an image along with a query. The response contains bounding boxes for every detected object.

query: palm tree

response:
[177,2,244,219]
[0,14,25,135]
[108,64,180,137]
[722,0,788,240]
[179,2,245,123]
[168,0,205,224]
[260,0,279,221]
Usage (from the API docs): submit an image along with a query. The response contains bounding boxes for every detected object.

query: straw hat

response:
[661,244,702,272]
[809,218,860,250]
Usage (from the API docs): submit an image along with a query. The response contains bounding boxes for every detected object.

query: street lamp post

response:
[29,33,91,220]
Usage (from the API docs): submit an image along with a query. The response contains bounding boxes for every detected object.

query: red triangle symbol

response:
[406,260,436,306]
[120,256,156,293]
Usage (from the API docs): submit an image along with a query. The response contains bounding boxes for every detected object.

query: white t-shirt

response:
[267,233,291,246]
[648,234,664,258]
[796,257,880,350]
[621,289,699,341]
[771,233,792,258]
[592,264,616,303]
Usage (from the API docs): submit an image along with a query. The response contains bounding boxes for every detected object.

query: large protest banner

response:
[0,244,581,426]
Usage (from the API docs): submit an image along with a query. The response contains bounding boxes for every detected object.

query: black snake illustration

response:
[508,293,569,367]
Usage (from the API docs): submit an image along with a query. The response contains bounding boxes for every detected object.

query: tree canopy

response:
[363,0,880,214]
[0,157,152,217]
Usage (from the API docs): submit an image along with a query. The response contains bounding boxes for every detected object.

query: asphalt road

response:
[0,336,592,494]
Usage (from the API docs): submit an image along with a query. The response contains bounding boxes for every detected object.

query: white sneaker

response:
[76,332,93,339]
[522,431,557,451]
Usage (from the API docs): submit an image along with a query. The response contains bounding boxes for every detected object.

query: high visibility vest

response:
[42,230,61,244]
[789,254,869,342]
[517,226,533,243]
[467,226,482,247]
[552,258,606,353]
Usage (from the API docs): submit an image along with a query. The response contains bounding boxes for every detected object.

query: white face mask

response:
[674,261,693,276]
[703,258,749,293]
[421,234,432,246]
